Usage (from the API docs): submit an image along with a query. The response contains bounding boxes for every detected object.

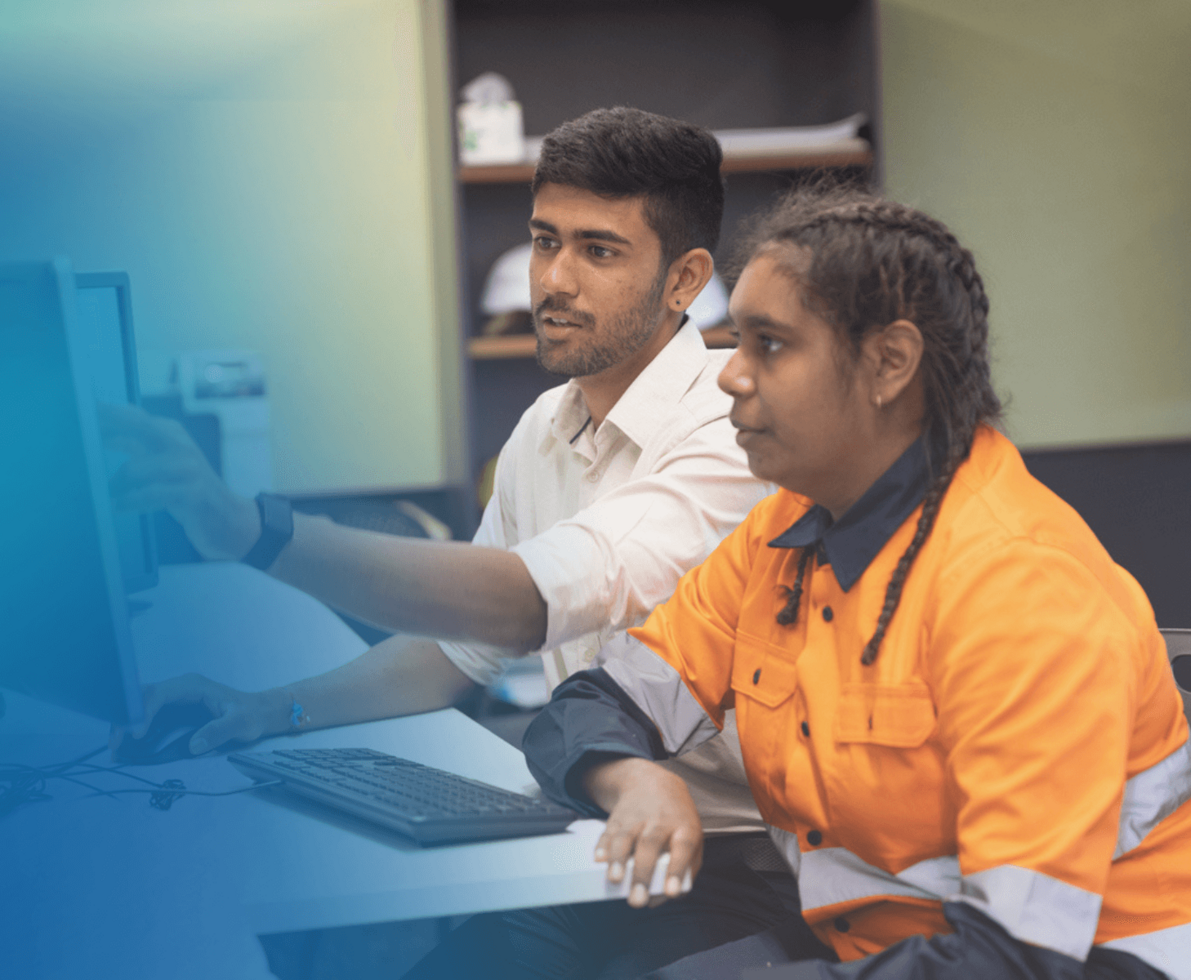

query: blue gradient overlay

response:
[0,4,522,979]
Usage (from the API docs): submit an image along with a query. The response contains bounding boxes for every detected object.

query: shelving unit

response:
[459,139,874,186]
[451,0,881,478]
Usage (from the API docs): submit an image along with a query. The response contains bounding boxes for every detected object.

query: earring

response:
[875,394,883,409]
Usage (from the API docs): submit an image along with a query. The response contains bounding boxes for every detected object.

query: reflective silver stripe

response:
[1099,920,1191,980]
[798,848,961,911]
[797,848,1100,961]
[599,634,720,756]
[957,865,1101,960]
[766,825,801,877]
[1115,739,1191,858]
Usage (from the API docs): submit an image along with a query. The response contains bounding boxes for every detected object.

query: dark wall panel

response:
[1022,440,1191,629]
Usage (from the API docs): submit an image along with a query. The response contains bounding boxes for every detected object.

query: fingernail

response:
[666,875,681,896]
[593,847,606,860]
[608,862,623,881]
[190,738,207,754]
[630,883,647,906]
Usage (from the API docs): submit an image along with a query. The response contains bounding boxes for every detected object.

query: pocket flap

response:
[835,683,937,746]
[730,633,799,709]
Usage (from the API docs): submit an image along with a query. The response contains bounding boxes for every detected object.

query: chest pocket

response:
[835,682,937,747]
[730,633,799,708]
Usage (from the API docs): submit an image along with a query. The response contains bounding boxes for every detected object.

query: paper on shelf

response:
[713,113,867,156]
[517,113,867,166]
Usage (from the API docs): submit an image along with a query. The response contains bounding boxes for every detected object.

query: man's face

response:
[528,183,668,378]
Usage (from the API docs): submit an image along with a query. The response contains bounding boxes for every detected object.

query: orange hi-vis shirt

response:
[622,426,1191,972]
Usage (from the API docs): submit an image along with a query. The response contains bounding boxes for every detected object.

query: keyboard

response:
[228,747,580,845]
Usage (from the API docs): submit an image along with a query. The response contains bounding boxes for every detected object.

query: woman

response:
[523,186,1191,979]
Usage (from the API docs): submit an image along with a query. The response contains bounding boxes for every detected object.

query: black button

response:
[806,830,822,846]
[822,606,834,622]
[834,916,850,933]
[752,668,761,685]
[800,721,810,737]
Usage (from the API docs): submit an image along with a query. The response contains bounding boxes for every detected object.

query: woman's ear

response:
[666,248,714,313]
[865,319,923,407]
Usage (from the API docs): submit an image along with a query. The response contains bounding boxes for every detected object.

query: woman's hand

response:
[110,673,285,757]
[583,757,703,908]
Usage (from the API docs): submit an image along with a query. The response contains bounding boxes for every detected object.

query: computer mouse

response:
[112,701,217,766]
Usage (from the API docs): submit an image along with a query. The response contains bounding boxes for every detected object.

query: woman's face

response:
[719,252,881,517]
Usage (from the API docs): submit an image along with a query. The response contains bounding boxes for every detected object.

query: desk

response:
[2,565,629,980]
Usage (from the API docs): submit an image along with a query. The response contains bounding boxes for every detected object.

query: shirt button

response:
[800,721,810,737]
[752,668,761,685]
[586,470,600,483]
[806,830,822,846]
[834,916,850,933]
[822,606,834,622]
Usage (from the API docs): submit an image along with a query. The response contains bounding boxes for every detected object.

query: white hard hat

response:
[687,272,729,329]
[481,242,533,315]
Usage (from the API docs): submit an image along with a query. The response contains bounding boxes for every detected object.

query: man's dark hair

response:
[532,107,725,268]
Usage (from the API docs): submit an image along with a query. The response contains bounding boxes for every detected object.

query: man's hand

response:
[99,403,260,560]
[583,757,703,908]
[110,673,286,757]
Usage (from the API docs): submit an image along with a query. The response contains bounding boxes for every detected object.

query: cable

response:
[0,748,279,815]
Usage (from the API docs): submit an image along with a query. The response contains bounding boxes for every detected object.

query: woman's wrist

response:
[581,756,662,812]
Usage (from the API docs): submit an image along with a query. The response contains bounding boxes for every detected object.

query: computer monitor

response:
[73,271,159,592]
[0,258,144,726]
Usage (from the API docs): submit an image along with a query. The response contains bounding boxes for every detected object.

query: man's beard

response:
[533,271,667,378]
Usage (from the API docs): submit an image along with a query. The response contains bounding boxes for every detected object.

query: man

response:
[112,107,795,977]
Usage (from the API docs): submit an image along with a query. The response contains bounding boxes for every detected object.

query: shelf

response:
[469,334,538,359]
[468,328,737,361]
[460,138,873,185]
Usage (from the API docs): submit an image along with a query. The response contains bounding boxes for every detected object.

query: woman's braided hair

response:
[740,184,1003,664]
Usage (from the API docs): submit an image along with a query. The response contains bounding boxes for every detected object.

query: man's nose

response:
[538,248,579,298]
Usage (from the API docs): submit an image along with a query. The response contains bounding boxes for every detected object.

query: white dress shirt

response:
[441,320,771,832]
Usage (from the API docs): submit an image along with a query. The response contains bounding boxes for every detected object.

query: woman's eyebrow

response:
[734,312,792,333]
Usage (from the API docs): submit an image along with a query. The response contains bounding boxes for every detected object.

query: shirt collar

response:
[767,437,933,592]
[548,318,710,451]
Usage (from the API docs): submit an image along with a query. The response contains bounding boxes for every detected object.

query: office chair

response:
[1161,628,1191,725]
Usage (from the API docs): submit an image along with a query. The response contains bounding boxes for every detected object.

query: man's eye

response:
[589,245,614,259]
[758,334,784,354]
[533,236,558,251]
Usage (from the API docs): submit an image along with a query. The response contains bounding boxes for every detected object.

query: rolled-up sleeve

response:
[514,414,766,651]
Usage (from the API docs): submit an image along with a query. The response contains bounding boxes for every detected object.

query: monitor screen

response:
[0,259,144,726]
[73,272,158,592]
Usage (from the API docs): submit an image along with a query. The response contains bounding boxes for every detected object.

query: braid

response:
[775,547,814,627]
[860,455,959,664]
[736,181,1003,665]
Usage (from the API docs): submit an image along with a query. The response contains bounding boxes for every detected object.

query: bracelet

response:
[286,692,310,734]
[242,493,294,571]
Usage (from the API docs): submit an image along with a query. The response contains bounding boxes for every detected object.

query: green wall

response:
[880,0,1191,447]
[1,0,462,493]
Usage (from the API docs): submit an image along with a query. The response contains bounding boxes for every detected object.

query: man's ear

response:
[665,248,714,314]
[864,319,924,407]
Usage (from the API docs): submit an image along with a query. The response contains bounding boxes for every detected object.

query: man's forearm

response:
[267,513,548,652]
[255,634,478,737]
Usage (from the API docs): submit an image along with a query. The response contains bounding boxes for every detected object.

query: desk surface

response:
[3,564,632,980]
